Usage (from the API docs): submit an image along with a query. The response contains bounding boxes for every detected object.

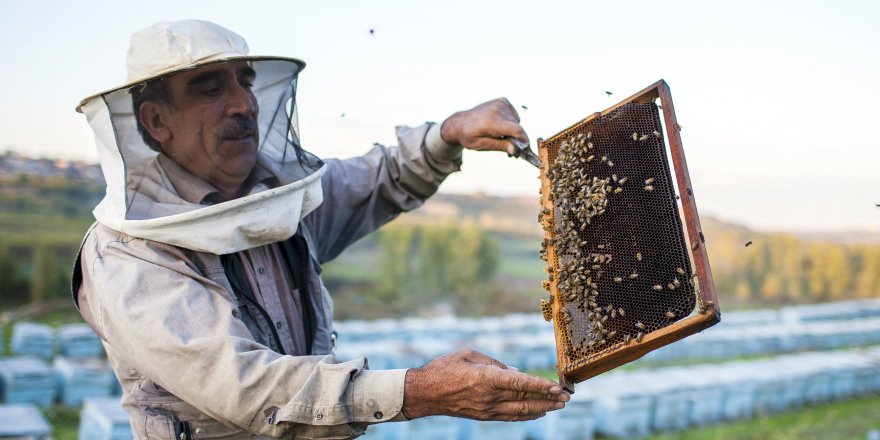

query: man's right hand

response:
[401,349,569,421]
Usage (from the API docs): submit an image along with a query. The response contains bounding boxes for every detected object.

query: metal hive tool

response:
[537,80,720,392]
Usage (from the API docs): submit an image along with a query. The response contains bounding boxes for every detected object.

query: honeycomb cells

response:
[540,102,695,369]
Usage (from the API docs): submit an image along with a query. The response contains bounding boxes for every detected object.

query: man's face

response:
[153,61,260,194]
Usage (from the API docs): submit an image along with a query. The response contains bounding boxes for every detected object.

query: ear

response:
[139,101,172,145]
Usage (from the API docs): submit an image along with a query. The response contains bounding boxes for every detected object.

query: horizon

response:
[1,1,877,232]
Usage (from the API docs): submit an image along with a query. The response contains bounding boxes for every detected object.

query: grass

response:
[42,405,80,440]
[642,393,880,440]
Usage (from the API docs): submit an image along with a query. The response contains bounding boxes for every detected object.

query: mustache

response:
[216,115,258,140]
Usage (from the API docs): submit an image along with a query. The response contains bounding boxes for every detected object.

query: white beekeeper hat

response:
[77,19,305,111]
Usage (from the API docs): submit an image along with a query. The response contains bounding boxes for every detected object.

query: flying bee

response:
[644,185,654,191]
[665,311,676,319]
[652,284,663,291]
[644,178,655,185]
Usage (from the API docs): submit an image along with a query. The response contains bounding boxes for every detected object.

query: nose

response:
[226,83,258,118]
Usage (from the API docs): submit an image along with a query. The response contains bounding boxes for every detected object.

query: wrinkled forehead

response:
[162,61,257,90]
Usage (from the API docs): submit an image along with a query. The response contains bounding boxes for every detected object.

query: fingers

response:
[487,367,564,396]
[490,399,566,421]
[494,389,571,403]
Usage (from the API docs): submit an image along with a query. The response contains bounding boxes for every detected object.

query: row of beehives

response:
[358,345,880,440]
[0,355,119,408]
[334,315,880,372]
[333,299,880,346]
[1,322,103,360]
[0,397,130,440]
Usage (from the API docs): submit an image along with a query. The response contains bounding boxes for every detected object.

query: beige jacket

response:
[73,123,462,439]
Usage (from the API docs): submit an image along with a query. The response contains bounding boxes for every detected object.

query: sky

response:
[0,0,878,232]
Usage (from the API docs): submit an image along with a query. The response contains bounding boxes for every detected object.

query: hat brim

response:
[76,55,306,112]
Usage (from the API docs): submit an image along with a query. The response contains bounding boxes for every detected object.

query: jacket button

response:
[275,321,283,330]
[258,266,266,274]
[373,411,383,420]
[315,413,323,420]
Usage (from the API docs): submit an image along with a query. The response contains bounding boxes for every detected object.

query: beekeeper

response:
[71,20,568,439]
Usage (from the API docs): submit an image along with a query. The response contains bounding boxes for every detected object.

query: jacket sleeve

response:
[82,231,407,438]
[304,122,462,263]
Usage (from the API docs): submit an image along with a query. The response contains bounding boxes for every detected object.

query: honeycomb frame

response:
[537,80,720,392]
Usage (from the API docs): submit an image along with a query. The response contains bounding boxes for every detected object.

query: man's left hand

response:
[440,98,528,156]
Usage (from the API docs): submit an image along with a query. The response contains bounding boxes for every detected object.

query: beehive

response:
[537,80,720,390]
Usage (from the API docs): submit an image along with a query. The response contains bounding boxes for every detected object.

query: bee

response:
[635,321,645,330]
[618,177,628,185]
[623,334,632,344]
[629,272,639,279]
[587,132,592,139]
[644,185,654,191]
[673,278,681,288]
[639,134,649,141]
[618,308,625,316]
[665,311,676,319]
[653,130,661,138]
[540,299,553,321]
[644,178,655,185]
[631,132,639,141]
[567,292,578,302]
[586,155,595,161]
[587,142,594,149]
[612,174,618,182]
[636,332,644,342]
[611,309,617,318]
[607,160,614,167]
[636,252,643,261]
[607,330,617,338]
[613,276,622,283]
[676,267,686,275]
[601,314,608,323]
[667,283,676,290]
[652,284,663,291]
[601,155,608,162]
